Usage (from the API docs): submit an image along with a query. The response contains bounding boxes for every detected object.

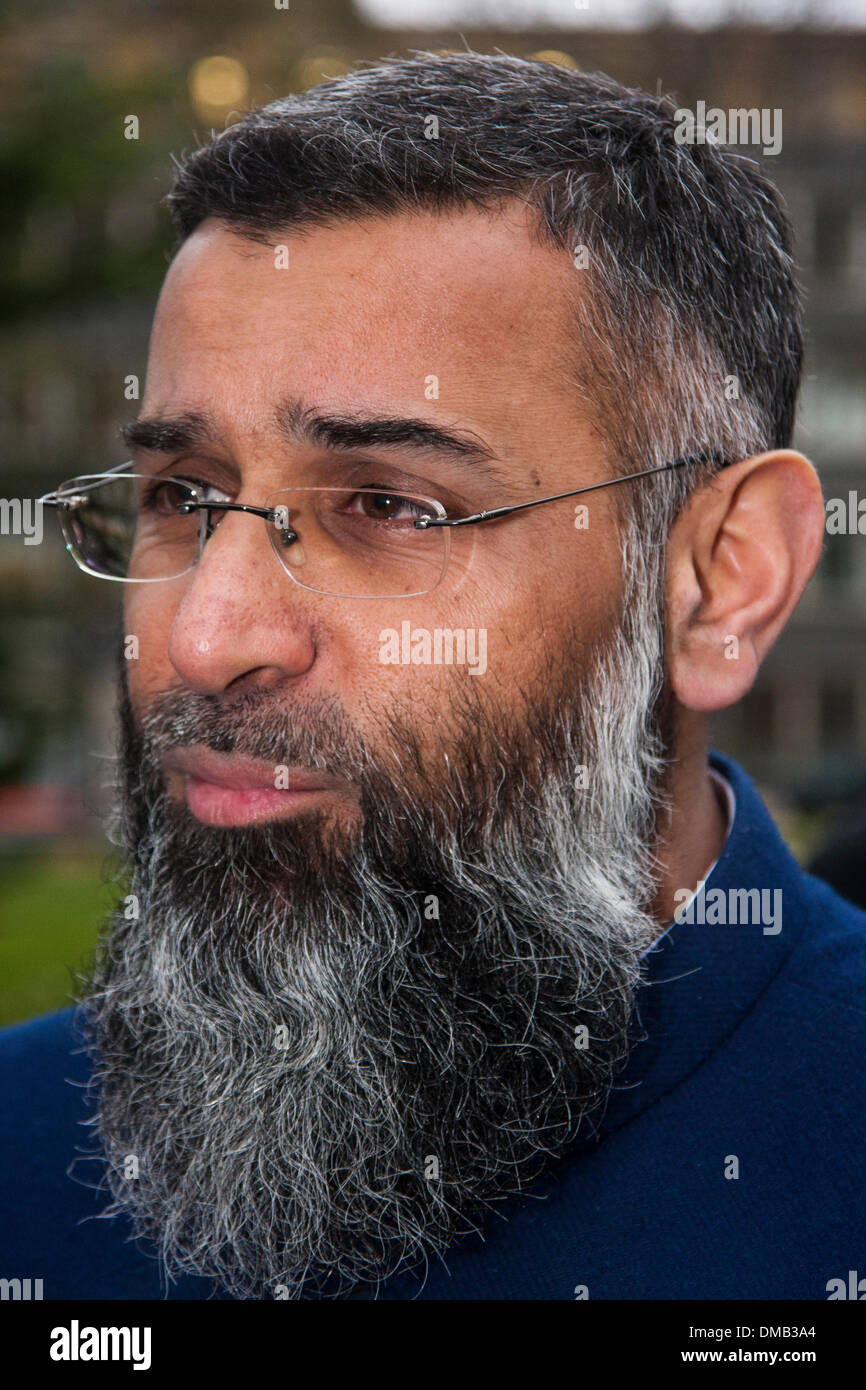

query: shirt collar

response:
[639,764,736,960]
[585,750,809,1143]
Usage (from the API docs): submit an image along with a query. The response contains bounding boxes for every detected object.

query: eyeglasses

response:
[38,457,703,600]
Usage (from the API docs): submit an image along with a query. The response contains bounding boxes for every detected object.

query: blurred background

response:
[1,0,864,1025]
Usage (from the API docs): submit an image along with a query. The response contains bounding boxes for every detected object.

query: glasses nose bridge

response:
[190,497,289,589]
[194,496,279,532]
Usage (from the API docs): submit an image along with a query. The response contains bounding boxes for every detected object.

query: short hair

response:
[166,51,803,535]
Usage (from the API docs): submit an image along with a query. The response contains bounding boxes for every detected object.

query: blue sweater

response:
[1,752,864,1300]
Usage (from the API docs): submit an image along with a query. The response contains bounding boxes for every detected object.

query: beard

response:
[79,551,673,1300]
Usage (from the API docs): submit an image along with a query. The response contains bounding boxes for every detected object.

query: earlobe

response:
[667,450,824,715]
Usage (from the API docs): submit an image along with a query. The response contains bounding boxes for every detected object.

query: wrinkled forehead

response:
[144,206,584,456]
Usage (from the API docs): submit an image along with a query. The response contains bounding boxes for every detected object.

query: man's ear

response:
[667,450,825,714]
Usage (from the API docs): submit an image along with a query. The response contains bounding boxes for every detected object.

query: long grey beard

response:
[80,562,671,1300]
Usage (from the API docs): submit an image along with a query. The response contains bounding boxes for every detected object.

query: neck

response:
[651,717,728,928]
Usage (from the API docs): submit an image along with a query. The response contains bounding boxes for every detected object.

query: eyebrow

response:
[120,398,508,482]
[120,412,215,455]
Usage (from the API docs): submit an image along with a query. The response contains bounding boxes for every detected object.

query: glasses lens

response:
[264,487,449,598]
[56,474,203,582]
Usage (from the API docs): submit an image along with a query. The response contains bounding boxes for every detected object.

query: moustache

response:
[128,682,377,783]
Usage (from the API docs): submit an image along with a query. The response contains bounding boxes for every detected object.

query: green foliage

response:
[0,848,119,1027]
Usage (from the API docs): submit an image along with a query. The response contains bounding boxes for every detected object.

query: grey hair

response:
[166,50,802,544]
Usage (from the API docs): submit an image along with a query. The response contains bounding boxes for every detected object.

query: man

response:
[1,52,863,1301]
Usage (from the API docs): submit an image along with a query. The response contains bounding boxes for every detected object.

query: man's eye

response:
[189,481,232,505]
[139,480,190,515]
[142,479,231,514]
[345,490,440,523]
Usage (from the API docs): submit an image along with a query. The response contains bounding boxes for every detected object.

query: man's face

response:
[84,203,673,1300]
[126,204,623,823]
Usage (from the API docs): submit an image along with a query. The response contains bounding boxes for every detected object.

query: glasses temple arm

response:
[416,456,709,529]
[37,461,136,507]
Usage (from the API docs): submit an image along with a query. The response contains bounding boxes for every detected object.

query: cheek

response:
[422,517,618,686]
[123,585,181,704]
[342,556,596,738]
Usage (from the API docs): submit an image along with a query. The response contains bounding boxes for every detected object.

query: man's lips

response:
[164,749,348,827]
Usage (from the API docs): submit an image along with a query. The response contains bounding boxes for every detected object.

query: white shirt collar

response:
[640,766,737,958]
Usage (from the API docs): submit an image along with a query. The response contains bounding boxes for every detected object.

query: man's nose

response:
[166,506,317,695]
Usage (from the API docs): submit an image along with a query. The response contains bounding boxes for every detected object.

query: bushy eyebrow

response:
[275,397,506,479]
[120,412,214,454]
[120,397,509,484]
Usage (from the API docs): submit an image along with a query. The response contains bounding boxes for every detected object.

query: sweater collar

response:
[586,750,809,1143]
